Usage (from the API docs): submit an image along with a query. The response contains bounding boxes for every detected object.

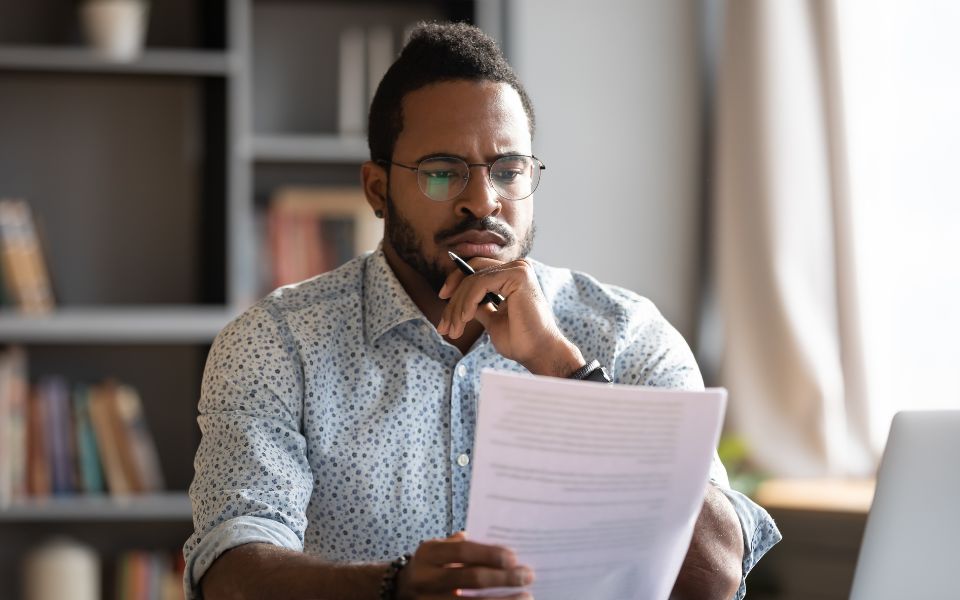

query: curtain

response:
[712,0,875,476]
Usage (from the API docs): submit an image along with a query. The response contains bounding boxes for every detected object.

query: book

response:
[88,382,134,495]
[26,386,51,496]
[0,200,29,309]
[73,383,106,494]
[338,27,367,136]
[115,383,164,492]
[0,347,29,505]
[367,25,394,109]
[39,376,78,495]
[265,187,382,292]
[0,199,55,314]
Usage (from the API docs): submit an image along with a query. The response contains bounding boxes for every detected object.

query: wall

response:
[505,0,704,342]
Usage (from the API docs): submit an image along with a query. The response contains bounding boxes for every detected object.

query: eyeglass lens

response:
[417,156,541,201]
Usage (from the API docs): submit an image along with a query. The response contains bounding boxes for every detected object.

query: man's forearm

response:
[671,484,745,600]
[200,542,386,600]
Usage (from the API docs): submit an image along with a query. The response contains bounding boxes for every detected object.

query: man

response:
[185,22,780,600]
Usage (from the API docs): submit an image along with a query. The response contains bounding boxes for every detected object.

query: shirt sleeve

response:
[182,299,314,599]
[612,301,781,600]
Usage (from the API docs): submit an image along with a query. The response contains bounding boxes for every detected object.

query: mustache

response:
[434,215,516,245]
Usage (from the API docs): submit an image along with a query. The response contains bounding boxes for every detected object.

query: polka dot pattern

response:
[182,247,779,598]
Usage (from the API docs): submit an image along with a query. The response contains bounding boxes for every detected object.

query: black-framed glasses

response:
[378,154,546,202]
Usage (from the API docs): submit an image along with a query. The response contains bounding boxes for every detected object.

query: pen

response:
[447,251,505,307]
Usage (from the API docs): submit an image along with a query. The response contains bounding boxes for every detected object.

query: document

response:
[463,370,727,600]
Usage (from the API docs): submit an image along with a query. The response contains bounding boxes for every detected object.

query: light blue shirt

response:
[184,247,780,599]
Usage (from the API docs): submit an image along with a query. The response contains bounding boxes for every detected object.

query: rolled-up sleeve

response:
[182,300,314,599]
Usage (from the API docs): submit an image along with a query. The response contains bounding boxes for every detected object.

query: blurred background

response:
[0,0,957,599]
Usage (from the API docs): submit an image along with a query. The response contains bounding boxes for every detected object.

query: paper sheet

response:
[462,370,727,600]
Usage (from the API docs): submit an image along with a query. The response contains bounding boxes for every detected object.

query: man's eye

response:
[493,170,522,183]
[424,171,457,180]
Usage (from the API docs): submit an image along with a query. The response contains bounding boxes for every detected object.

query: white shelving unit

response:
[0,493,193,522]
[0,0,488,595]
[0,46,235,76]
[250,134,369,163]
[0,307,235,344]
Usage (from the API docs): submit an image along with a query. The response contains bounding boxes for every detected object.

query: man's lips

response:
[443,230,507,247]
[449,242,503,259]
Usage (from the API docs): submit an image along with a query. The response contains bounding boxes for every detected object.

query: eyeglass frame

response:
[375,154,546,202]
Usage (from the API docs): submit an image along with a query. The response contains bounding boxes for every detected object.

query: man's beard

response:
[384,193,536,293]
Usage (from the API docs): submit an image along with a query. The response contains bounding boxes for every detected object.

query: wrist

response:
[380,553,412,600]
[523,337,584,377]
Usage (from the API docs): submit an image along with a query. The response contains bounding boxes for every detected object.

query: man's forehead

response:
[396,80,531,157]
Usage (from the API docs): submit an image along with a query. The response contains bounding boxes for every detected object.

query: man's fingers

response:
[439,269,466,300]
[417,539,517,569]
[436,565,534,591]
[440,263,524,337]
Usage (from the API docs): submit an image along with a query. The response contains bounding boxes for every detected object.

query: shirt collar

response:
[363,246,430,344]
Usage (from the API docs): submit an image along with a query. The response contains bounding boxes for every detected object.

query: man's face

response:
[383,80,536,291]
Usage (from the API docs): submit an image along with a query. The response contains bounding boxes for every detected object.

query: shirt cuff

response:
[183,515,304,600]
[716,485,782,600]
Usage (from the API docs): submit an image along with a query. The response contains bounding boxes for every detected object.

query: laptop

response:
[848,410,960,600]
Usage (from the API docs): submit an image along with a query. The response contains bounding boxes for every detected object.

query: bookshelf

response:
[0,0,484,597]
[249,134,370,163]
[0,46,235,76]
[0,493,193,522]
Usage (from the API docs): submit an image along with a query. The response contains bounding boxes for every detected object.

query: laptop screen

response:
[848,410,960,600]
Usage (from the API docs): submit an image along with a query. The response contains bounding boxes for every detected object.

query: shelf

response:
[250,134,370,163]
[0,46,235,76]
[0,306,237,344]
[0,492,192,522]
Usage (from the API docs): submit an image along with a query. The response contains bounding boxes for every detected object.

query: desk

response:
[746,478,875,600]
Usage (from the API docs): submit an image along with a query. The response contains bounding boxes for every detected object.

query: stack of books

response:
[114,549,186,600]
[0,347,164,506]
[263,186,382,292]
[0,199,55,314]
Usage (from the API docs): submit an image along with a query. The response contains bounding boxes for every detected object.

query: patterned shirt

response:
[183,247,781,599]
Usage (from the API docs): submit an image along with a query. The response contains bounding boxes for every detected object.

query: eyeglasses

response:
[378,154,546,202]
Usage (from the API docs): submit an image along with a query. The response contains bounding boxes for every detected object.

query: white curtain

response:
[713,0,960,477]
[713,0,874,476]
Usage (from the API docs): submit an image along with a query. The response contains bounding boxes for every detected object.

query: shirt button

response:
[456,453,470,467]
[457,365,467,378]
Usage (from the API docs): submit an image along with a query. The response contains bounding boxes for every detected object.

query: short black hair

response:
[367,21,536,163]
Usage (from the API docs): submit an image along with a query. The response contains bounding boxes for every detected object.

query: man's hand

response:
[396,532,534,600]
[437,257,584,377]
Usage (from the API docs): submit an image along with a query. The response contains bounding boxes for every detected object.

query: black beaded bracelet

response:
[379,553,412,600]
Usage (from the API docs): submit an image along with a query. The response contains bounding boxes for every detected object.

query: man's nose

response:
[453,166,501,219]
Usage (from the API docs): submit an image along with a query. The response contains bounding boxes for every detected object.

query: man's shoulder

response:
[527,257,661,325]
[220,253,371,338]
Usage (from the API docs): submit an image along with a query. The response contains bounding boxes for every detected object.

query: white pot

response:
[80,0,150,62]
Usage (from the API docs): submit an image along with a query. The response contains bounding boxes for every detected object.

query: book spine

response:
[18,200,55,313]
[0,200,54,314]
[115,384,165,492]
[26,386,51,496]
[367,26,394,111]
[104,381,144,494]
[338,27,367,136]
[88,383,131,495]
[7,348,28,500]
[0,350,11,505]
[73,384,106,494]
[0,199,30,309]
[43,377,77,495]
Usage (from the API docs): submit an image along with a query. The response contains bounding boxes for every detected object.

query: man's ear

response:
[361,161,387,218]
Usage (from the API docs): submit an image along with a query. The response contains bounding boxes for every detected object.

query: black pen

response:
[447,251,504,307]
